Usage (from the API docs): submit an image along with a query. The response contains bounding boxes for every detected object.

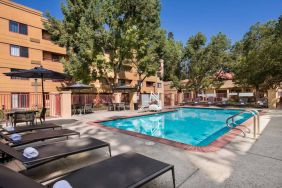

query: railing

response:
[71,93,113,110]
[0,93,61,117]
[226,109,260,138]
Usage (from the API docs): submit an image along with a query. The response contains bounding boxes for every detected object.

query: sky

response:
[13,0,282,44]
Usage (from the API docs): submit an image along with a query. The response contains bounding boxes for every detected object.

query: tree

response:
[44,0,107,84]
[122,0,164,93]
[45,0,164,93]
[162,33,185,92]
[232,15,282,98]
[183,32,231,95]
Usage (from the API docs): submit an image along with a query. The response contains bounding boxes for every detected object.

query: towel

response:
[4,126,14,132]
[10,134,21,142]
[23,147,39,159]
[53,180,73,188]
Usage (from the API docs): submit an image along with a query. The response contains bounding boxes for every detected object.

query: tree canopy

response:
[45,0,163,92]
[232,15,282,92]
[183,32,231,94]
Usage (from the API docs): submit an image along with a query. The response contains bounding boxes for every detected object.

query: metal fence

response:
[71,93,114,110]
[0,92,61,117]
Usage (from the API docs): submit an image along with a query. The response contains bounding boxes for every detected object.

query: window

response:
[11,93,29,109]
[9,20,28,35]
[157,83,162,88]
[42,30,51,40]
[118,79,126,86]
[43,51,63,62]
[146,81,155,87]
[52,54,60,62]
[10,45,28,57]
[10,69,29,80]
[9,21,18,33]
[10,45,20,56]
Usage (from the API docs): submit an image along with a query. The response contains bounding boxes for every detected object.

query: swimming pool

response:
[99,108,254,147]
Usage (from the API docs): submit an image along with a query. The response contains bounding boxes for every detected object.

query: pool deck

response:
[5,109,282,187]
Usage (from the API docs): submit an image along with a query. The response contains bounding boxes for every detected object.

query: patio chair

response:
[238,98,248,106]
[0,152,175,188]
[193,98,201,105]
[207,97,215,105]
[71,104,82,115]
[256,98,268,108]
[216,98,228,106]
[36,108,47,125]
[117,102,126,111]
[83,104,93,114]
[0,137,111,170]
[107,102,114,111]
[0,123,61,135]
[0,129,80,147]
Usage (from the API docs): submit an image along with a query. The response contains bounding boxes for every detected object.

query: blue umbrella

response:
[4,66,68,108]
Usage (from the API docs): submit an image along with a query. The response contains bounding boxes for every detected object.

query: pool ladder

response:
[226,109,260,139]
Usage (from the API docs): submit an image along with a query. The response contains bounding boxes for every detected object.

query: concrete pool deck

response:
[6,109,282,187]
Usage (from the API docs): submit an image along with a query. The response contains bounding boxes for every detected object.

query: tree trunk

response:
[255,85,260,102]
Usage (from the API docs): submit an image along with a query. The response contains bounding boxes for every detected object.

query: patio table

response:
[5,110,38,127]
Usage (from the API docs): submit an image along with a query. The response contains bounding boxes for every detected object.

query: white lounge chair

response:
[149,104,162,112]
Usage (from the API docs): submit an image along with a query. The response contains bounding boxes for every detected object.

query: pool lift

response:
[225,109,260,139]
[139,92,162,112]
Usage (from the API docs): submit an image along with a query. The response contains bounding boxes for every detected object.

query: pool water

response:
[100,108,254,146]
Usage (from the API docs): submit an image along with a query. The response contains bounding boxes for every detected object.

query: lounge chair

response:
[149,104,162,112]
[0,152,175,188]
[238,98,248,106]
[193,98,201,105]
[0,137,111,170]
[0,123,61,135]
[0,164,44,188]
[207,97,215,105]
[0,129,80,147]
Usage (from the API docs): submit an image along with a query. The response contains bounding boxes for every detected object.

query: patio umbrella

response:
[4,66,68,109]
[64,83,92,104]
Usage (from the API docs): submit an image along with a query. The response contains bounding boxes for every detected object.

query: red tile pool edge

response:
[88,111,264,152]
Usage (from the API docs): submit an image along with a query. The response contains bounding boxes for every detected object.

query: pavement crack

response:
[177,168,199,188]
[247,152,282,162]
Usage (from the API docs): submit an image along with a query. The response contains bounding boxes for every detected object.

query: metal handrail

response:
[226,109,260,138]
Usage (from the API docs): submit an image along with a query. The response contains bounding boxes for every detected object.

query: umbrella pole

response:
[35,78,38,110]
[41,74,45,109]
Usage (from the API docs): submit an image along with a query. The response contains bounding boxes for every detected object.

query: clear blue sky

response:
[13,0,282,44]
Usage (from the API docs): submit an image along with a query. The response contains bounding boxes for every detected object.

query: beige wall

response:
[0,0,66,93]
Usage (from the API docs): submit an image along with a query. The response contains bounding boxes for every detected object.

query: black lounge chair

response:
[48,152,175,188]
[0,137,111,170]
[0,129,80,147]
[0,152,175,188]
[0,164,44,188]
[0,123,61,135]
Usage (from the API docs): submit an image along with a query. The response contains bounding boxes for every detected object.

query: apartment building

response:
[0,0,66,109]
[0,0,164,110]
